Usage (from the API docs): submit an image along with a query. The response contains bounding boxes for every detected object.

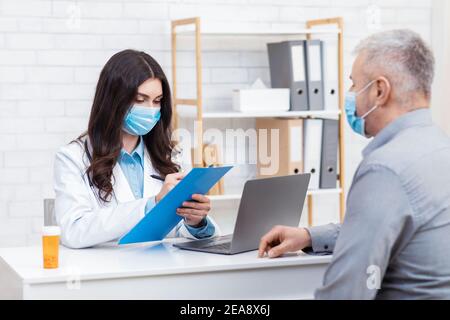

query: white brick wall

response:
[0,0,433,247]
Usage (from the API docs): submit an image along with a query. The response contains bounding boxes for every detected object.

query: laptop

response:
[173,173,311,255]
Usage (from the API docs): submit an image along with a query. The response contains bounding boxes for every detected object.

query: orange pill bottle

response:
[42,226,61,269]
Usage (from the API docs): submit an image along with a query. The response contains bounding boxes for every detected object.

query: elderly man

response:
[258,29,450,299]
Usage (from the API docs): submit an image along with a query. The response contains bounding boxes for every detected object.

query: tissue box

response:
[232,88,290,113]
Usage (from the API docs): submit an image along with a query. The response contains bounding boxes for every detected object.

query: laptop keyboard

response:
[203,241,232,251]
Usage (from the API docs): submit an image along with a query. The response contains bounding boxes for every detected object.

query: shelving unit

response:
[171,17,345,226]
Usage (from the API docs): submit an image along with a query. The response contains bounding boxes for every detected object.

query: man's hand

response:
[155,172,185,203]
[176,194,211,227]
[258,226,312,258]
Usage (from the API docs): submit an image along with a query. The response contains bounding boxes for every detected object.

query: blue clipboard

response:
[118,166,233,245]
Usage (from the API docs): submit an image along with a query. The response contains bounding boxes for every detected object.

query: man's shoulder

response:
[362,124,450,175]
[357,124,450,221]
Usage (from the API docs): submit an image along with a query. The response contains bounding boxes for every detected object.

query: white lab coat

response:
[53,137,220,249]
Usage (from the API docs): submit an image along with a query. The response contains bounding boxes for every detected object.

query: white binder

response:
[323,37,340,111]
[303,119,323,189]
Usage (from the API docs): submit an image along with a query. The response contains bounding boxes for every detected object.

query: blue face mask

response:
[123,105,161,136]
[344,80,379,137]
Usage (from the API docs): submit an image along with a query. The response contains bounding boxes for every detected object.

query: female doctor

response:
[54,49,220,249]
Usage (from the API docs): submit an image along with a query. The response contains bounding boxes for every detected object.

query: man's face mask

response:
[345,79,379,137]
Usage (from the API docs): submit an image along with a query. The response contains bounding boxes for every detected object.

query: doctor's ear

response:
[374,76,392,107]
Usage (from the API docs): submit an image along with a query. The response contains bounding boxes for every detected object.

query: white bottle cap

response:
[42,226,61,236]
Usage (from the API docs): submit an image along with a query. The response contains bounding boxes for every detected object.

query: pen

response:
[150,174,165,182]
[151,165,216,182]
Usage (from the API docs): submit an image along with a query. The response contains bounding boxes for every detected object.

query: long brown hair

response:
[78,49,179,203]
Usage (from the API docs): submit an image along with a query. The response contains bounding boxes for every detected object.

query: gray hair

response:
[354,29,435,101]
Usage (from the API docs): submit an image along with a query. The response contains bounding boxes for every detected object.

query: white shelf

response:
[208,188,342,201]
[308,188,343,195]
[208,194,242,201]
[176,27,341,36]
[177,107,341,119]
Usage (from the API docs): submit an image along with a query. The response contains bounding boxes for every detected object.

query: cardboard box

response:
[256,118,303,178]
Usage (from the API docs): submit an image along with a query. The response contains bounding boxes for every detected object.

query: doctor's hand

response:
[258,226,312,259]
[155,172,185,203]
[176,194,211,227]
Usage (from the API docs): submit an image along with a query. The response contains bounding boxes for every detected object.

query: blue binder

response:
[118,166,233,245]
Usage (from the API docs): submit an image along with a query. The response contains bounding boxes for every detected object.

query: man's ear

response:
[375,76,391,107]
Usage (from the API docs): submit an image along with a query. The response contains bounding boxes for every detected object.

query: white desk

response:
[0,240,331,300]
